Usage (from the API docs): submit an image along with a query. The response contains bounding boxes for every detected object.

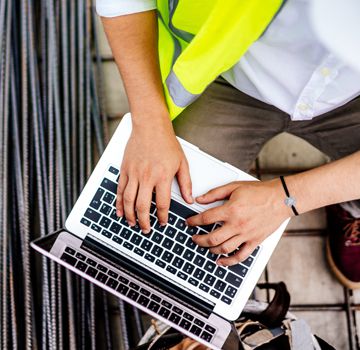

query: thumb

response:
[176,159,193,204]
[196,182,239,204]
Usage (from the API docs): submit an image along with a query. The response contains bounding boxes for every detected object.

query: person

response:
[96,0,360,289]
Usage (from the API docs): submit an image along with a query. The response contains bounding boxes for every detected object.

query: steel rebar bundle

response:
[0,0,145,348]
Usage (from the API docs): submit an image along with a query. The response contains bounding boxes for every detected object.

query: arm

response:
[101,11,193,232]
[187,151,360,265]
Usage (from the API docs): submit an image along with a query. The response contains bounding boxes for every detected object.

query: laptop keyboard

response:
[61,246,215,343]
[80,166,260,305]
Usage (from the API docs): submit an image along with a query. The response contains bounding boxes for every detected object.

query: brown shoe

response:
[326,204,360,289]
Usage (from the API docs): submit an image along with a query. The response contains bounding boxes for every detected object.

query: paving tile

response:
[294,311,349,350]
[103,62,129,116]
[258,133,330,170]
[95,15,113,58]
[267,236,344,304]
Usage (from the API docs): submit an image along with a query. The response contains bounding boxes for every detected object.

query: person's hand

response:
[116,113,193,233]
[186,179,291,266]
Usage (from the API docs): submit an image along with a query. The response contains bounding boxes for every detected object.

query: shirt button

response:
[297,103,309,112]
[321,67,331,77]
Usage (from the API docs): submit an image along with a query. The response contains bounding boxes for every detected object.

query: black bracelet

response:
[280,176,299,216]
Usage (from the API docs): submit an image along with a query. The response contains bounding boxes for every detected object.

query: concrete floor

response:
[97,17,359,349]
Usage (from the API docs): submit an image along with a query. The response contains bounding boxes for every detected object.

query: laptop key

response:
[190,325,202,336]
[93,188,105,201]
[103,192,115,204]
[108,166,119,175]
[123,242,134,251]
[207,252,218,262]
[194,319,205,328]
[151,232,163,244]
[199,283,210,292]
[183,249,195,262]
[101,230,112,239]
[169,199,197,219]
[120,216,129,227]
[204,261,216,273]
[241,256,254,267]
[196,246,207,256]
[148,301,160,313]
[225,286,237,298]
[205,325,216,334]
[112,236,123,245]
[228,264,248,278]
[199,224,214,233]
[130,234,142,246]
[144,253,155,262]
[162,238,174,250]
[86,258,97,267]
[225,272,243,287]
[221,296,232,305]
[84,208,101,223]
[204,274,216,287]
[172,257,184,269]
[80,218,91,227]
[164,226,177,238]
[138,295,150,307]
[75,252,86,261]
[110,222,122,234]
[210,289,221,299]
[186,226,198,235]
[200,331,212,342]
[161,300,172,309]
[91,224,101,233]
[155,259,166,269]
[120,228,132,239]
[183,312,194,321]
[162,251,174,263]
[100,203,112,216]
[214,267,227,279]
[89,199,101,210]
[188,278,199,287]
[132,223,141,232]
[175,218,186,231]
[134,248,144,257]
[172,306,183,315]
[172,243,184,255]
[168,213,177,225]
[141,240,153,251]
[166,266,177,275]
[154,221,166,232]
[108,270,119,279]
[214,280,226,292]
[193,255,205,268]
[177,272,187,281]
[97,264,107,273]
[179,319,191,330]
[186,237,196,249]
[86,267,97,277]
[100,178,117,194]
[119,276,129,284]
[193,268,205,281]
[175,232,187,244]
[251,246,260,256]
[140,288,151,296]
[127,290,139,301]
[159,307,171,318]
[151,294,161,302]
[151,245,163,257]
[96,272,108,284]
[183,263,195,275]
[99,217,111,228]
[106,278,119,290]
[116,283,129,294]
[169,313,181,325]
[61,253,77,266]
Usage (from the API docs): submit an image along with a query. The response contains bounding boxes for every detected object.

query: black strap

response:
[280,176,299,216]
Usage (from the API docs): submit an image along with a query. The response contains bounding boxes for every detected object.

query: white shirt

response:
[96,0,360,121]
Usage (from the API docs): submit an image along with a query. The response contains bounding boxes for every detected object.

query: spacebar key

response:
[169,199,197,219]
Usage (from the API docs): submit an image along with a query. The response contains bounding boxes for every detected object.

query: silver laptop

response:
[31,113,289,349]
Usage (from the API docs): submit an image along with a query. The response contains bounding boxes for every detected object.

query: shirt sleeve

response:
[96,0,157,17]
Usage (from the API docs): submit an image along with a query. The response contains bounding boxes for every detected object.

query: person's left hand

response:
[186,179,291,266]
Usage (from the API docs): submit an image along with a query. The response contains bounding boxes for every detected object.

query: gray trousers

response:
[173,77,360,216]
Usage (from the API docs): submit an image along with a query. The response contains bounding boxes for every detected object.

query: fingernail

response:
[142,229,150,234]
[116,210,122,217]
[160,222,167,227]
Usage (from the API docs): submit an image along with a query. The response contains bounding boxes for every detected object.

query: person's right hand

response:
[116,113,193,233]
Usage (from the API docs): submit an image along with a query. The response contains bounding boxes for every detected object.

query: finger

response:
[135,182,154,233]
[217,242,257,266]
[196,182,239,204]
[192,225,235,248]
[177,159,193,204]
[155,180,172,225]
[209,233,246,255]
[186,206,226,227]
[123,179,139,226]
[116,172,128,217]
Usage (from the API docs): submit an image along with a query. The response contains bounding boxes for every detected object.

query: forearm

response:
[286,150,360,214]
[101,11,170,126]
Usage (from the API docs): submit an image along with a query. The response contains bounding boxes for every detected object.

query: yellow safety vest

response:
[157,0,284,119]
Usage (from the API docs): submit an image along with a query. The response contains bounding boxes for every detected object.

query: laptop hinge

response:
[82,234,215,317]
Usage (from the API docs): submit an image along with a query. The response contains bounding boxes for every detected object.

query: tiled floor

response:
[98,18,359,349]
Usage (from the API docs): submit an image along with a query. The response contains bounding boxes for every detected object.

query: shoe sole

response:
[326,237,360,289]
